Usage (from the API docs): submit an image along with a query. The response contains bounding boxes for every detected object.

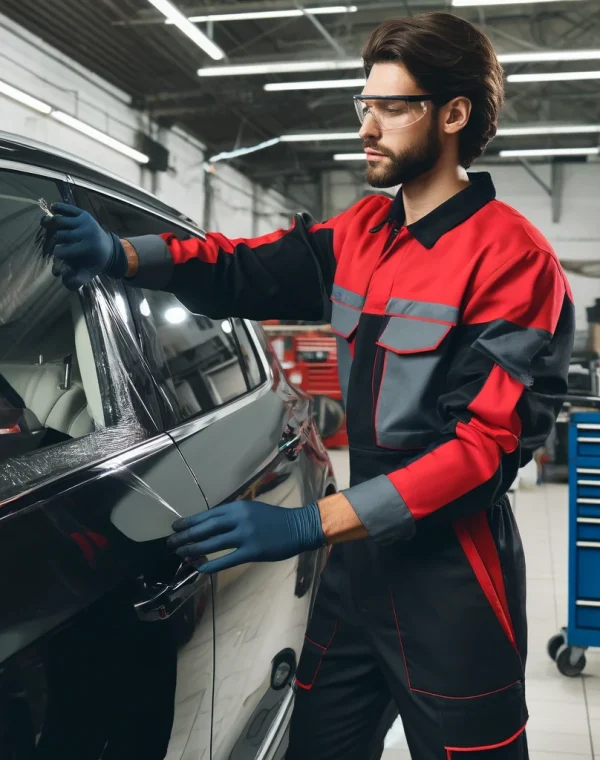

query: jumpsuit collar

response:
[373,171,496,249]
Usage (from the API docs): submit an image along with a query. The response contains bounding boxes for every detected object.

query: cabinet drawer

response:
[577,543,600,600]
[575,425,600,457]
[574,468,600,518]
[576,601,600,629]
[577,519,600,541]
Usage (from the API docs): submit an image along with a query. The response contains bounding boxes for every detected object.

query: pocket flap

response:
[377,315,452,354]
[331,300,361,339]
[441,680,527,751]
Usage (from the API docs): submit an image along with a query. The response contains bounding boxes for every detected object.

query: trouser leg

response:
[286,597,396,760]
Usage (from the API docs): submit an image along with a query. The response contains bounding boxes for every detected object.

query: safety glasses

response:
[353,95,436,132]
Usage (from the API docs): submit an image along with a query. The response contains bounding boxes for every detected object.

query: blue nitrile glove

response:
[40,203,128,291]
[167,500,326,574]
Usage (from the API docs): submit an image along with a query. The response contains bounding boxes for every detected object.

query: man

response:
[42,12,574,760]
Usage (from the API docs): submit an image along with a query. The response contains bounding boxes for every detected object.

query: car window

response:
[231,319,265,390]
[86,190,254,425]
[0,170,145,500]
[137,290,249,420]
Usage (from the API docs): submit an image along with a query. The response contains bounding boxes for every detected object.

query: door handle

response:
[134,562,208,622]
[279,426,303,460]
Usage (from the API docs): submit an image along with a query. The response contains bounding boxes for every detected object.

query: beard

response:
[365,116,442,188]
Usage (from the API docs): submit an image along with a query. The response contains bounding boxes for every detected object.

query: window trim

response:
[0,159,69,183]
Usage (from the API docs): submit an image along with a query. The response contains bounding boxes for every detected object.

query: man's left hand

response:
[167,500,326,574]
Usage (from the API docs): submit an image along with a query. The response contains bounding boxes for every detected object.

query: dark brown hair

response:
[362,12,505,168]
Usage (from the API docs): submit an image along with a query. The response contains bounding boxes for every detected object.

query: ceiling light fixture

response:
[281,132,359,141]
[498,49,600,64]
[453,0,580,6]
[51,111,150,164]
[0,79,53,114]
[198,49,600,77]
[499,147,600,158]
[183,6,357,22]
[198,59,361,77]
[497,124,600,136]
[508,71,600,83]
[265,78,365,91]
[147,0,225,60]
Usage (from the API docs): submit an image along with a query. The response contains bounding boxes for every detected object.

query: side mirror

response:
[312,395,344,441]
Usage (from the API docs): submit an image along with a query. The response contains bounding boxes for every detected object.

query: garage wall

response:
[322,164,600,328]
[0,12,292,234]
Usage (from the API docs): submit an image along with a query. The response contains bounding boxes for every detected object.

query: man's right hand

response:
[41,203,128,291]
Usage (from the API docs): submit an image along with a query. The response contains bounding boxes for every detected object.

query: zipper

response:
[384,224,400,252]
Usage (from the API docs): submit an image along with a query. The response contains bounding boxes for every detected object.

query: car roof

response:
[0,131,200,228]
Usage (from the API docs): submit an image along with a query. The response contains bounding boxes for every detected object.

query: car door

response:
[83,186,333,760]
[0,164,213,760]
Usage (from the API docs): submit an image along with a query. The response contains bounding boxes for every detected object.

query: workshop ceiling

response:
[2,0,600,190]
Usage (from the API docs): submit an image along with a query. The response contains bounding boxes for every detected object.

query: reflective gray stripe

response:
[386,298,458,325]
[472,320,552,388]
[332,284,365,310]
[378,315,452,353]
[331,300,361,339]
[124,235,174,290]
[343,475,415,544]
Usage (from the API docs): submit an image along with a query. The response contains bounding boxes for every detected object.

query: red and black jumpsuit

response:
[124,172,574,760]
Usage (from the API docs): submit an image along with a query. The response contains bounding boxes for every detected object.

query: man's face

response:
[358,63,442,188]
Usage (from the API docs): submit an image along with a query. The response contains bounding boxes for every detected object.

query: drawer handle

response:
[578,437,600,443]
[576,541,600,548]
[578,424,600,431]
[577,498,600,504]
[577,518,600,524]
[577,468,600,475]
[577,600,600,608]
[578,480,600,486]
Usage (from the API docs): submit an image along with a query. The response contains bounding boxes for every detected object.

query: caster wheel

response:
[547,633,565,662]
[556,644,587,677]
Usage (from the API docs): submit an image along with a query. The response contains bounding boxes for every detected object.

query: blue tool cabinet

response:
[547,411,600,676]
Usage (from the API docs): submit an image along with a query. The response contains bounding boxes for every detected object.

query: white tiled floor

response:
[327,449,599,760]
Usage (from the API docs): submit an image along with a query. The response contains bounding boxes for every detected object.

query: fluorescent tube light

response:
[0,80,52,114]
[51,111,150,164]
[499,147,600,158]
[508,71,600,83]
[497,124,600,136]
[333,153,365,160]
[281,132,359,141]
[454,0,580,6]
[147,0,224,60]
[198,59,362,77]
[185,6,357,22]
[265,78,365,91]
[498,50,600,64]
[208,137,281,164]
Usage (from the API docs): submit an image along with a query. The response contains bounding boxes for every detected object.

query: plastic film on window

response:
[0,202,174,501]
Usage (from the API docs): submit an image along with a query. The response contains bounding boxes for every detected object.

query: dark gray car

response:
[0,133,336,760]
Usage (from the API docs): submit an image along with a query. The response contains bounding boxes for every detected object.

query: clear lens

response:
[354,98,428,131]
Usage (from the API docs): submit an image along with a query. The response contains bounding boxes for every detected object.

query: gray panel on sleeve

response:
[124,235,174,290]
[343,475,415,544]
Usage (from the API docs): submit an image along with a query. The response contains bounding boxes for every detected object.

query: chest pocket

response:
[330,286,365,406]
[374,300,458,450]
